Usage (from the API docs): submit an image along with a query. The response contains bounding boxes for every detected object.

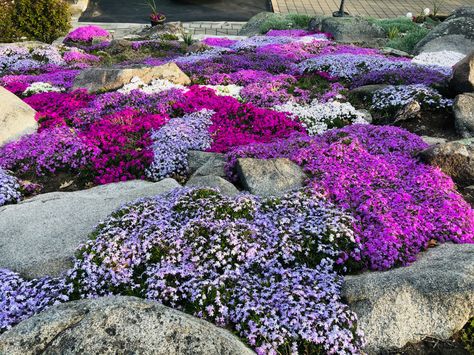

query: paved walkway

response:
[271,0,471,18]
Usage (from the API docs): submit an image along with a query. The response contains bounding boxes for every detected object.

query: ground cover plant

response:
[0,26,473,354]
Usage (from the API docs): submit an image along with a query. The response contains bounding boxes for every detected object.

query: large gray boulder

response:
[72,63,191,93]
[343,243,474,354]
[186,175,239,196]
[0,86,37,146]
[0,296,254,355]
[451,51,474,94]
[414,6,474,55]
[418,138,474,185]
[320,16,385,44]
[454,93,474,137]
[0,179,180,279]
[236,158,306,197]
[238,12,276,36]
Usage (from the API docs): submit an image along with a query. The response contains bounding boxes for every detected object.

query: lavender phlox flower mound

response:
[0,45,65,74]
[69,187,364,354]
[412,51,466,68]
[298,54,450,84]
[146,110,214,180]
[371,84,453,111]
[0,269,70,332]
[0,168,21,207]
[274,100,368,135]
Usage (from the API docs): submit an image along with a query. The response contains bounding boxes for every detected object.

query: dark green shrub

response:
[259,13,312,34]
[386,27,430,52]
[0,0,22,42]
[461,318,474,354]
[11,0,71,43]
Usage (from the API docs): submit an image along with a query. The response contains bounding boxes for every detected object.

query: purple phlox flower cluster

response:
[63,48,101,67]
[274,100,368,135]
[0,269,70,332]
[0,127,99,177]
[0,45,64,74]
[371,84,453,111]
[225,125,474,270]
[0,70,80,93]
[174,47,232,64]
[146,110,214,180]
[0,168,21,207]
[240,75,309,107]
[298,54,449,87]
[201,37,238,48]
[68,187,364,353]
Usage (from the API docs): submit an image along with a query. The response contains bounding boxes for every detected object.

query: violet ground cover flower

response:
[226,125,474,270]
[69,187,364,353]
[0,168,21,207]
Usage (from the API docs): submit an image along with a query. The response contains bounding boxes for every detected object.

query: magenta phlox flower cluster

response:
[64,26,111,45]
[225,125,474,270]
[68,187,364,353]
[202,37,238,48]
[0,70,80,93]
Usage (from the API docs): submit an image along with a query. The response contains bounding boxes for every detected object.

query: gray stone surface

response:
[186,175,239,196]
[236,158,306,197]
[454,93,474,137]
[238,12,275,36]
[0,296,255,355]
[0,179,180,279]
[343,243,474,354]
[0,86,38,147]
[418,138,474,185]
[73,63,190,93]
[451,51,474,94]
[187,150,225,176]
[414,6,474,55]
[307,16,326,32]
[421,136,448,146]
[321,16,385,43]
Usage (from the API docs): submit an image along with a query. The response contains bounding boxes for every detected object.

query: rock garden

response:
[0,3,474,355]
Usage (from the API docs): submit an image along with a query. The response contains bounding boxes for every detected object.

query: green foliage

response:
[386,27,430,52]
[387,27,400,40]
[369,17,420,34]
[461,318,474,354]
[259,13,312,34]
[0,0,22,42]
[9,0,71,43]
[181,31,194,46]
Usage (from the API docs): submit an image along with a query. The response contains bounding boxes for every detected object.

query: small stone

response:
[348,84,389,100]
[236,158,306,197]
[0,296,254,355]
[186,176,239,196]
[187,150,225,176]
[421,136,447,146]
[0,86,38,146]
[454,93,474,137]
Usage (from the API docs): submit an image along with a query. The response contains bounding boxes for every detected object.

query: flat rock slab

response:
[343,243,474,354]
[236,158,306,197]
[451,51,474,94]
[0,179,180,279]
[0,296,255,355]
[72,62,190,93]
[454,92,474,137]
[0,86,37,147]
